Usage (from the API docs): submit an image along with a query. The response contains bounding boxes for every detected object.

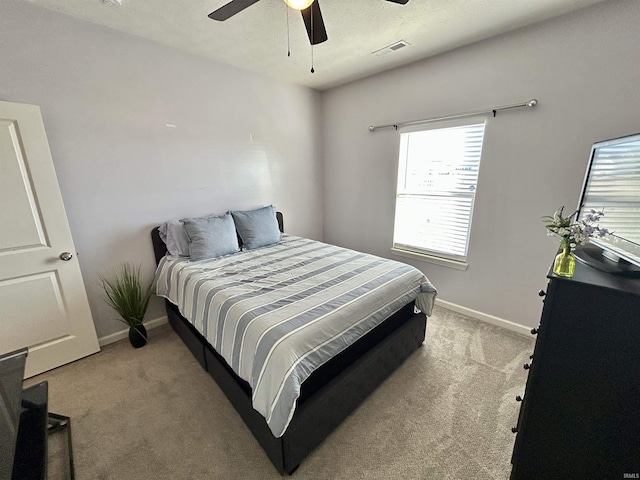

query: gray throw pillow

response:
[231,205,281,250]
[182,212,240,261]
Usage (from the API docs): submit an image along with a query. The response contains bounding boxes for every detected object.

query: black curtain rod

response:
[368,99,538,132]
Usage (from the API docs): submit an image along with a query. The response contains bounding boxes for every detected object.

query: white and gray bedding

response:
[153,235,436,438]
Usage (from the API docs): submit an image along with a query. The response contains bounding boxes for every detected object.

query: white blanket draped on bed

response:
[153,235,436,437]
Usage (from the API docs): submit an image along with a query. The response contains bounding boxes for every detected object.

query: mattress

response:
[153,235,436,437]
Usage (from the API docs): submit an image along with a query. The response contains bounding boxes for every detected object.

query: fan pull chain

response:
[310,5,314,73]
[286,5,291,57]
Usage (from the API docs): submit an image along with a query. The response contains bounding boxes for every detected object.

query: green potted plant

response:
[100,263,152,348]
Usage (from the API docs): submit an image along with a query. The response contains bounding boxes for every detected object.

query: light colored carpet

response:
[28,305,534,479]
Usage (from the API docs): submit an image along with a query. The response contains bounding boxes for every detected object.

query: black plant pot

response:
[128,324,147,348]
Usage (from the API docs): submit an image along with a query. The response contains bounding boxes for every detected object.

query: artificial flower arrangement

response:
[544,206,610,250]
[543,206,610,277]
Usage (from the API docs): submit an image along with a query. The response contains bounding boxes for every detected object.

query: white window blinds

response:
[393,121,486,263]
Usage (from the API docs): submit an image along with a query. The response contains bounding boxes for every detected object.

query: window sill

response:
[390,248,469,271]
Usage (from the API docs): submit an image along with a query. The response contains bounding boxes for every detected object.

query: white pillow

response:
[158,220,190,257]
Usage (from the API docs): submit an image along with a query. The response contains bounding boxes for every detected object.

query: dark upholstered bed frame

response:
[151,213,427,475]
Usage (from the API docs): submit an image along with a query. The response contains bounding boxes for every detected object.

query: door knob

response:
[60,252,73,261]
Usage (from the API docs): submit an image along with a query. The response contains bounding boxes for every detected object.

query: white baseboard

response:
[435,299,532,337]
[98,315,168,347]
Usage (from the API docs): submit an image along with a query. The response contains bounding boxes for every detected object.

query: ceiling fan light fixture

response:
[283,0,314,11]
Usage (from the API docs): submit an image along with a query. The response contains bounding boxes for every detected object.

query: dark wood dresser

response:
[510,257,640,479]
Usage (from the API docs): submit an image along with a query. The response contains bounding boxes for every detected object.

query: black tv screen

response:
[577,132,640,272]
[0,348,27,480]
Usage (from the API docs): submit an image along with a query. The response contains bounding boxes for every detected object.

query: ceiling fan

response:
[208,0,410,46]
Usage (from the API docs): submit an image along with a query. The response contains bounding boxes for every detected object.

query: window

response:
[392,120,486,268]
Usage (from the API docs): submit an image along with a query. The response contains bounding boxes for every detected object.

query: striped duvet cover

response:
[153,235,436,437]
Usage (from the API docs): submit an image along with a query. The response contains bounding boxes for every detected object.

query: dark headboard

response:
[151,211,284,265]
[151,226,166,265]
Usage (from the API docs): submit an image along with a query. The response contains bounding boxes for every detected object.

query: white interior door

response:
[0,100,100,377]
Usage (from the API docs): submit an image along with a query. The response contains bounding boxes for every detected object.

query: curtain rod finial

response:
[527,99,538,107]
[368,126,375,131]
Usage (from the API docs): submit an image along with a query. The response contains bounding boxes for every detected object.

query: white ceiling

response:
[23,0,605,90]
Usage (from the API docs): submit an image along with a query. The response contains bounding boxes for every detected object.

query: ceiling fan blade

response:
[208,0,261,21]
[301,1,328,45]
[386,0,409,4]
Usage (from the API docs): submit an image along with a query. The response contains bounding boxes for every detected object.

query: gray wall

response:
[0,0,323,339]
[321,0,640,328]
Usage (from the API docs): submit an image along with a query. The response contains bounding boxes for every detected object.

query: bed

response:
[150,210,436,474]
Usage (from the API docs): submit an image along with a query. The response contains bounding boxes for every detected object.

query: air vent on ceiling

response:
[372,40,411,57]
